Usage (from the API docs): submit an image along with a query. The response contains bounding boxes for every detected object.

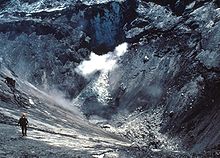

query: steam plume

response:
[75,43,128,77]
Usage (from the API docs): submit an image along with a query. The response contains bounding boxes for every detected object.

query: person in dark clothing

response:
[143,55,149,64]
[18,113,28,136]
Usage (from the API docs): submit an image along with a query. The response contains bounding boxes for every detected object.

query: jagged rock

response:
[196,50,220,70]
[0,0,220,156]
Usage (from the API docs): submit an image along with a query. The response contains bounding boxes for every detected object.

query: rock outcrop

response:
[0,0,219,155]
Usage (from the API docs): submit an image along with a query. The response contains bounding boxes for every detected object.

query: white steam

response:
[115,42,128,56]
[25,81,82,117]
[48,89,82,116]
[75,43,128,77]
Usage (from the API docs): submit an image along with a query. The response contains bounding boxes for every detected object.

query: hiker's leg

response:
[21,126,25,136]
[24,126,27,136]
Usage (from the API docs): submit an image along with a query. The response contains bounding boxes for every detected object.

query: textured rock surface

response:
[0,0,220,157]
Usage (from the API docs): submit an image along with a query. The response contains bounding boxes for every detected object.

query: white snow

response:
[29,98,35,105]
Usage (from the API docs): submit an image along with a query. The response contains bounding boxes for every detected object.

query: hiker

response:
[18,113,28,136]
[143,55,149,64]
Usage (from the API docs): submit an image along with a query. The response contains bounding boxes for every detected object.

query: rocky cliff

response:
[0,0,220,156]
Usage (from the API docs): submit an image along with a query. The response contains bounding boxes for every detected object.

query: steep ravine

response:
[0,0,220,157]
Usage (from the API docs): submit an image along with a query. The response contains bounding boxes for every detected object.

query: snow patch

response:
[29,98,34,105]
[92,154,105,158]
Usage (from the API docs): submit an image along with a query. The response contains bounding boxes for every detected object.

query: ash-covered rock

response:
[0,0,220,157]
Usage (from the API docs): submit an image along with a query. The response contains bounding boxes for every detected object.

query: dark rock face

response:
[0,0,137,98]
[0,0,220,155]
[84,2,124,54]
[112,0,220,153]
